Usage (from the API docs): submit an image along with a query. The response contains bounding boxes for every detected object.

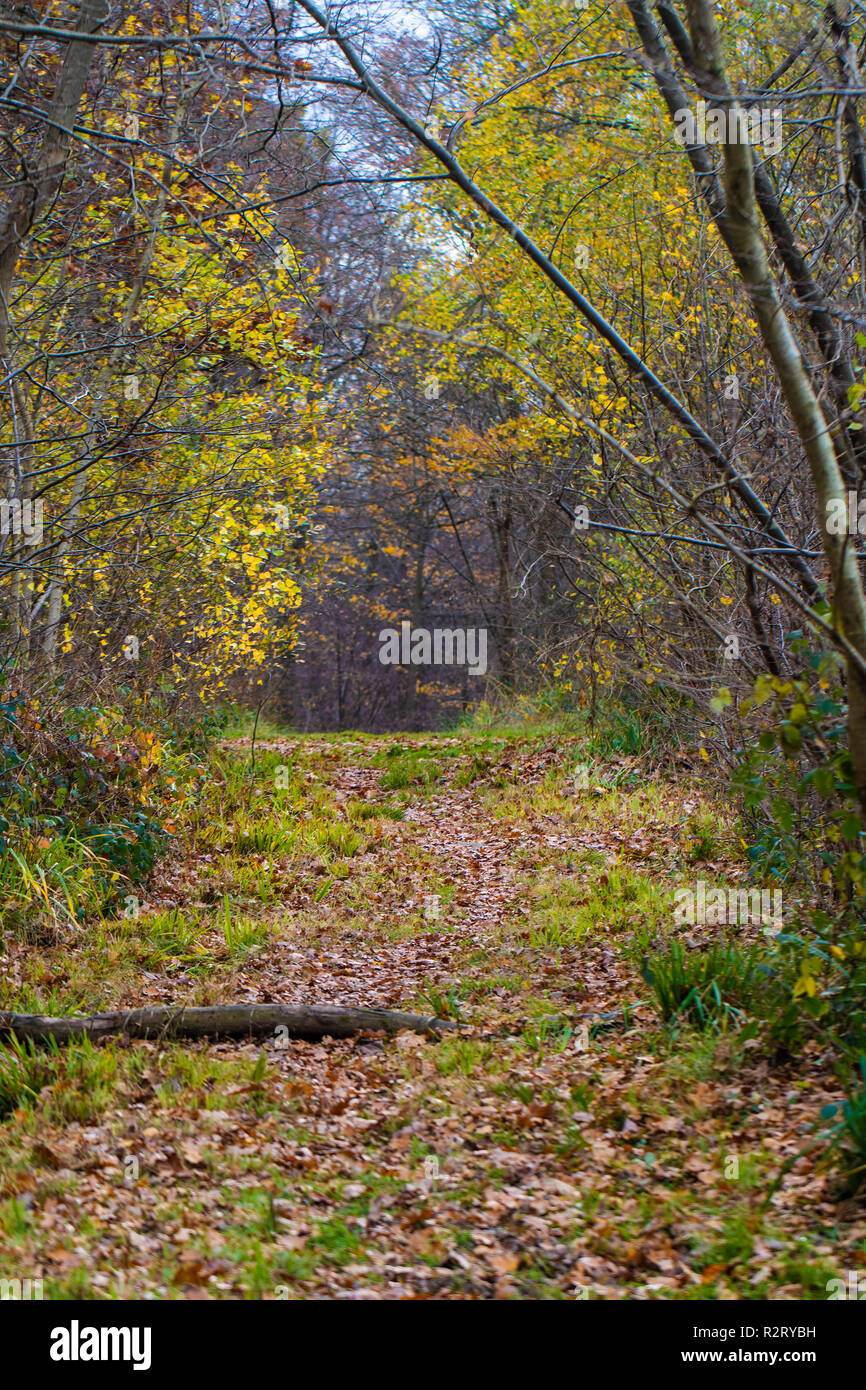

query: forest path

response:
[0,729,849,1298]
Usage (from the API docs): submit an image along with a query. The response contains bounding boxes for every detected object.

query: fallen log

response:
[0,1003,458,1045]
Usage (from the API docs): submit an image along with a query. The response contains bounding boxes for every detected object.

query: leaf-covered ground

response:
[0,729,861,1299]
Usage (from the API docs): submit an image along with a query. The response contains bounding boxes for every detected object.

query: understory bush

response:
[0,687,216,934]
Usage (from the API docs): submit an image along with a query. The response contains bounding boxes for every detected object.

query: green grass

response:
[231,817,297,856]
[313,824,363,859]
[125,906,211,967]
[641,938,768,1031]
[0,830,120,945]
[0,1036,58,1118]
[219,709,298,742]
[380,753,442,790]
[527,866,666,947]
[0,1035,136,1125]
[345,800,404,822]
[221,896,271,955]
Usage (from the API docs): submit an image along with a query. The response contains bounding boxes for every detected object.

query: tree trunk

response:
[683,0,866,816]
[0,1002,457,1045]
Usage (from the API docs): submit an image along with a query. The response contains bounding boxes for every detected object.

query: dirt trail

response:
[232,737,632,1028]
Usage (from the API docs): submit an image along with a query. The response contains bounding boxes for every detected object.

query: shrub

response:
[0,692,210,927]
